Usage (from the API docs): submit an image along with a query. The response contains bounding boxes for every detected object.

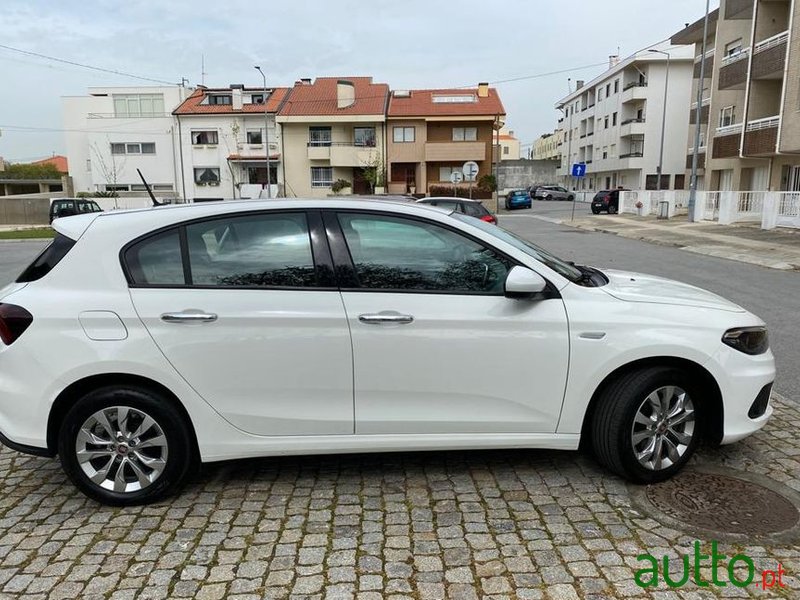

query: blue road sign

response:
[571,163,586,178]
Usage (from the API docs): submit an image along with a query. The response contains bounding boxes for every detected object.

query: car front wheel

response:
[58,386,195,505]
[590,367,701,483]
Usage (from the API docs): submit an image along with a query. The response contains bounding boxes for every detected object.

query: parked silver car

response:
[532,185,574,202]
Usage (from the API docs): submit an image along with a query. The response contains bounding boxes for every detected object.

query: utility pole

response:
[494,115,501,214]
[254,66,272,199]
[649,49,671,191]
[688,0,712,221]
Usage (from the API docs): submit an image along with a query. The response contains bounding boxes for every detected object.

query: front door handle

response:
[358,312,414,325]
[161,311,218,324]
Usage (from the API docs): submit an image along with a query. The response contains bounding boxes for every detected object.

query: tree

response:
[1,161,62,180]
[360,151,386,194]
[222,121,243,198]
[90,141,126,197]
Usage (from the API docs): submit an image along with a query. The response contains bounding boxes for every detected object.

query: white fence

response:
[618,190,800,230]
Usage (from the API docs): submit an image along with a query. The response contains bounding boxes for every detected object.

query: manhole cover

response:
[644,471,800,536]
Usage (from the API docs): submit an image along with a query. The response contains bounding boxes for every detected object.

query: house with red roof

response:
[277,77,389,197]
[31,155,69,174]
[173,85,291,200]
[386,83,505,195]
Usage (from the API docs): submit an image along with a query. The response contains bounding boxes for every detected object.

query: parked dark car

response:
[504,189,532,210]
[531,185,574,202]
[591,190,625,214]
[49,198,103,223]
[416,197,497,224]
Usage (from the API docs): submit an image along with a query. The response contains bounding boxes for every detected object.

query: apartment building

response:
[63,86,190,195]
[496,127,521,160]
[173,85,289,201]
[385,83,505,195]
[277,77,389,197]
[532,130,562,161]
[678,0,800,193]
[555,46,694,191]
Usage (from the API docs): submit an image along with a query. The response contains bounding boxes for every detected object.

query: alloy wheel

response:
[75,406,169,493]
[631,386,696,471]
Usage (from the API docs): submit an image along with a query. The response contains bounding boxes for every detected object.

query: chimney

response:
[230,84,243,110]
[337,80,355,109]
[609,55,621,69]
[575,80,584,90]
[509,130,514,137]
[477,82,489,98]
[301,78,312,85]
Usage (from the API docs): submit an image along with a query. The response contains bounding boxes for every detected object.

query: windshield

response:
[452,214,583,282]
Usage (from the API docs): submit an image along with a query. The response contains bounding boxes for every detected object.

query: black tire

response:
[58,386,196,506]
[608,204,618,214]
[590,367,702,484]
[567,195,574,202]
[591,208,600,214]
[545,195,553,201]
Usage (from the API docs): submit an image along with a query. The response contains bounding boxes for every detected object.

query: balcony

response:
[686,151,706,170]
[619,118,646,137]
[689,102,710,125]
[621,82,648,104]
[330,143,380,167]
[693,49,715,79]
[743,116,780,156]
[719,49,749,90]
[307,144,331,160]
[712,123,742,158]
[424,141,485,162]
[751,31,788,80]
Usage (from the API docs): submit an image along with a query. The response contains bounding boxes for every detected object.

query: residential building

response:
[63,86,189,195]
[496,127,521,160]
[173,85,289,201]
[555,45,694,191]
[386,83,505,195]
[532,130,562,160]
[680,0,800,193]
[277,77,389,197]
[30,155,69,174]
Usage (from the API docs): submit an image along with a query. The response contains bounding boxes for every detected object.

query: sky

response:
[0,0,718,163]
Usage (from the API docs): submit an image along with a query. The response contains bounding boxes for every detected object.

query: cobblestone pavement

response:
[0,398,798,599]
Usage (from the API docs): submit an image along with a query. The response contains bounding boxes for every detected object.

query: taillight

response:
[480,215,497,224]
[0,304,33,346]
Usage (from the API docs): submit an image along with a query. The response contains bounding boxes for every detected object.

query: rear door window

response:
[125,230,185,285]
[462,202,487,218]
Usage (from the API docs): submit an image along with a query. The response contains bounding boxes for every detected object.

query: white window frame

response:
[725,39,743,57]
[439,166,456,182]
[194,167,221,186]
[110,143,126,155]
[311,167,333,188]
[309,127,332,147]
[246,130,263,144]
[452,127,478,142]
[192,130,219,145]
[393,126,415,143]
[126,143,142,155]
[719,106,735,128]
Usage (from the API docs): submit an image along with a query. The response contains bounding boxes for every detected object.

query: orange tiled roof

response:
[32,155,68,173]
[388,88,505,118]
[174,87,290,115]
[278,77,389,117]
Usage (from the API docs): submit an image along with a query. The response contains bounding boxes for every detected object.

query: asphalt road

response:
[502,200,800,401]
[1,210,798,400]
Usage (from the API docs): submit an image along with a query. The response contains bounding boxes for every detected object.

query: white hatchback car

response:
[0,200,774,505]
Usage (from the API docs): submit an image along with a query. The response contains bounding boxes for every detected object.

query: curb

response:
[0,238,53,244]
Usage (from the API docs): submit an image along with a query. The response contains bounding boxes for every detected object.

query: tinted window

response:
[16,233,76,283]
[186,213,316,287]
[126,230,185,285]
[462,202,488,218]
[430,200,461,212]
[337,213,510,293]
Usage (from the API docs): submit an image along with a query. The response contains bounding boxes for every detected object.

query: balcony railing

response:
[620,118,646,125]
[623,81,647,91]
[715,122,743,137]
[746,116,780,132]
[620,152,644,159]
[694,48,715,62]
[721,48,750,67]
[690,98,711,109]
[754,30,789,54]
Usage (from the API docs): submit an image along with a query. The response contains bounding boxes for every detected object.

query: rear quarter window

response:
[16,233,76,283]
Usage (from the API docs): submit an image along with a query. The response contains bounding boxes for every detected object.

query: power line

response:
[0,43,178,86]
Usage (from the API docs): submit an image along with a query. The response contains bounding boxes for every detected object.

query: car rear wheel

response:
[591,208,600,214]
[608,204,618,214]
[58,386,195,505]
[567,195,574,202]
[591,367,702,483]
[545,195,553,201]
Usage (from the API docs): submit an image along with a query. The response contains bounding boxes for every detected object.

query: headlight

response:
[722,326,769,355]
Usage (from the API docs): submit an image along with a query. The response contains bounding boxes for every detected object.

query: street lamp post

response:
[649,49,671,191]
[254,66,272,199]
[688,0,712,222]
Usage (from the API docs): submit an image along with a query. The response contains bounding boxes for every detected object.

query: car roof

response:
[52,198,454,240]
[417,197,482,204]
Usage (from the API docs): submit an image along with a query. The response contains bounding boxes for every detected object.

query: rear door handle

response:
[160,311,218,324]
[358,312,414,325]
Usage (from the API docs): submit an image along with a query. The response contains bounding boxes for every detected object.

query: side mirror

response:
[505,266,547,299]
